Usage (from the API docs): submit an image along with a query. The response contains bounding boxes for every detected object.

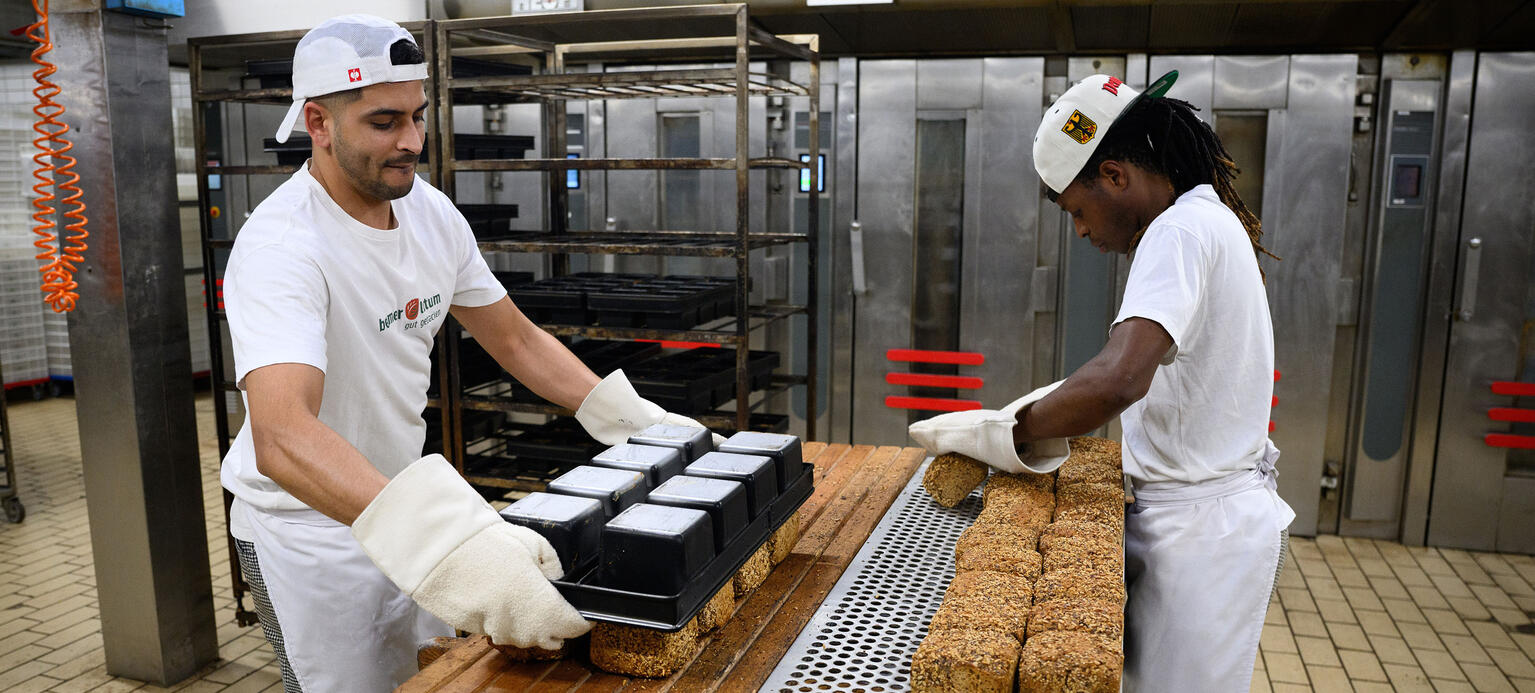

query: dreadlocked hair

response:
[1069,96,1280,278]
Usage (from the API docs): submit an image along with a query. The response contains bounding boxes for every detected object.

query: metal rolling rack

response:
[431,5,820,491]
[0,358,22,524]
[186,22,439,629]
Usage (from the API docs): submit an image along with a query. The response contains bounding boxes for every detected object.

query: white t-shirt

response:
[1113,184,1276,488]
[221,162,506,540]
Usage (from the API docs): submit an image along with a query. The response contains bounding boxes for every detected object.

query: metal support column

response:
[51,3,218,684]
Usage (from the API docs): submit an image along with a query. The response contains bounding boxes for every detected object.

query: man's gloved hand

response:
[575,369,727,447]
[351,455,590,649]
[907,380,1071,474]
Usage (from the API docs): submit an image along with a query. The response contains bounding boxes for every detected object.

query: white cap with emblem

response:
[1032,70,1178,194]
[274,14,429,144]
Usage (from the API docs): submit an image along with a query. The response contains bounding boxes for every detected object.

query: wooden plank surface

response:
[399,443,928,693]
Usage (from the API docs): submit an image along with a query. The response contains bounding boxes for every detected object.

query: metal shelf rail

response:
[431,4,820,487]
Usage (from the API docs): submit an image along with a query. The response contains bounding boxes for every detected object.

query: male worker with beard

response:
[909,71,1294,691]
[221,15,719,692]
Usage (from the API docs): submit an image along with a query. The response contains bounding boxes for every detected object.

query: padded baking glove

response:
[576,369,727,447]
[352,454,590,649]
[907,380,1072,475]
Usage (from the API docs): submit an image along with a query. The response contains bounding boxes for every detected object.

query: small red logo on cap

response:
[1102,76,1122,96]
[347,68,362,83]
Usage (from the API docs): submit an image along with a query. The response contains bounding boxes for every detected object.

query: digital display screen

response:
[566,153,580,189]
[799,154,826,193]
[1392,163,1421,200]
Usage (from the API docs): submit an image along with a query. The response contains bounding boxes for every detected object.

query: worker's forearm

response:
[495,322,602,411]
[1012,371,1135,444]
[254,415,390,526]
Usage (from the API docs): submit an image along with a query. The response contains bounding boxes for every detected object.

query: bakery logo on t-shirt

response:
[378,293,442,332]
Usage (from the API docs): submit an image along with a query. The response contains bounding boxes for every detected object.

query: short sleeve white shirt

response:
[221,163,505,539]
[1112,185,1276,488]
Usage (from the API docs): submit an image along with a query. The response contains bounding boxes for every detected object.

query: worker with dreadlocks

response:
[909,70,1294,691]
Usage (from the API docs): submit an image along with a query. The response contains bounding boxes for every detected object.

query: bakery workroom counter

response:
[400,443,930,693]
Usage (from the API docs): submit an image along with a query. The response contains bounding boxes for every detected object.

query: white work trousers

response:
[233,499,452,693]
[1122,452,1295,693]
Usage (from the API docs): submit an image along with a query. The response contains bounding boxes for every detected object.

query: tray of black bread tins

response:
[500,425,812,631]
[458,204,521,239]
[499,339,663,403]
[587,278,733,329]
[498,418,609,466]
[493,270,534,289]
[507,279,590,325]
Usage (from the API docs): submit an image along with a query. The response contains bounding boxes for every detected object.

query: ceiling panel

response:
[1148,3,1239,50]
[810,8,1056,56]
[1480,0,1535,47]
[1071,5,1150,51]
[1313,2,1415,47]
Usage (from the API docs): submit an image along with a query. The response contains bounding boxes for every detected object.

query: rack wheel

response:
[3,497,22,523]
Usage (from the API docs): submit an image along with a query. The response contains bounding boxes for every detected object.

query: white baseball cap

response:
[273,14,430,144]
[1032,70,1177,194]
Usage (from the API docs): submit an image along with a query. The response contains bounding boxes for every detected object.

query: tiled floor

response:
[1255,533,1535,693]
[0,393,283,692]
[0,393,1532,692]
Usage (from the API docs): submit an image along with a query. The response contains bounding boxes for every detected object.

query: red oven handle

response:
[886,349,985,366]
[884,396,982,412]
[1486,433,1535,450]
[1491,381,1535,397]
[885,373,984,389]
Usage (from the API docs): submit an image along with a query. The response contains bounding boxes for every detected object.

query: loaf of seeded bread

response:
[1055,437,1123,487]
[732,542,773,598]
[1026,598,1124,640]
[1034,565,1126,605]
[697,583,736,632]
[768,510,801,565]
[1040,533,1123,575]
[1037,520,1121,554]
[954,524,1044,580]
[923,453,990,507]
[1051,481,1126,526]
[490,642,567,662]
[589,619,700,678]
[974,492,1055,532]
[910,628,1021,693]
[926,570,1035,642]
[983,471,1056,505]
[1017,630,1123,693]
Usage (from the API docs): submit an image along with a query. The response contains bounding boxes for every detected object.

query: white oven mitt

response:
[576,369,727,446]
[352,454,590,649]
[908,380,1072,475]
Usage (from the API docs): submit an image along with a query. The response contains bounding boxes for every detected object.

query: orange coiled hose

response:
[26,0,86,313]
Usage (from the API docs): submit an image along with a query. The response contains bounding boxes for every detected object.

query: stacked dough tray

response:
[911,437,1126,692]
[495,427,812,678]
[507,274,741,330]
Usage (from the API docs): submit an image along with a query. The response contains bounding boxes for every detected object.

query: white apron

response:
[234,498,452,693]
[1122,444,1295,693]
